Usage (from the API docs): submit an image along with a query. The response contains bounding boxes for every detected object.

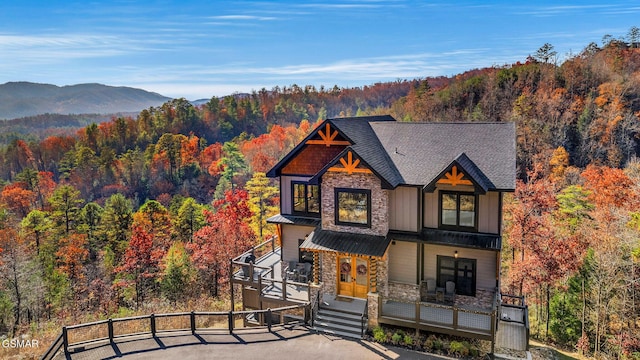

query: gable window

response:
[439,191,477,230]
[335,188,371,227]
[292,182,320,216]
[437,255,476,296]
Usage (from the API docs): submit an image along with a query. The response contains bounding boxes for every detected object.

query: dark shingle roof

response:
[300,228,391,257]
[370,122,516,190]
[267,116,516,191]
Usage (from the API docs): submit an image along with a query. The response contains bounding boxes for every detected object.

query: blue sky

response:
[1,1,639,100]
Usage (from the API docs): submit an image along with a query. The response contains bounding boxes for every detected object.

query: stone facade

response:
[321,172,388,236]
[367,292,380,327]
[320,252,337,295]
[387,282,420,301]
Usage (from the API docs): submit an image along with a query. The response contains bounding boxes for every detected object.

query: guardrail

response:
[40,303,308,360]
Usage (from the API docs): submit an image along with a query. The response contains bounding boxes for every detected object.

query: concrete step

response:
[313,326,362,339]
[313,308,364,339]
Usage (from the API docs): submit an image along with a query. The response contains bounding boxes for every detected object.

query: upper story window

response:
[335,188,371,227]
[439,191,477,231]
[292,182,320,216]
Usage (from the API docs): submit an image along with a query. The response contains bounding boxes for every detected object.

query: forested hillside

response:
[1,36,640,358]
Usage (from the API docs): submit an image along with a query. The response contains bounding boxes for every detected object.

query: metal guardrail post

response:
[228,311,234,334]
[150,314,156,337]
[62,326,68,355]
[190,311,196,335]
[266,308,272,332]
[108,319,114,343]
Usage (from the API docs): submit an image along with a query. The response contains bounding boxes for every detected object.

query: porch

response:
[378,290,498,342]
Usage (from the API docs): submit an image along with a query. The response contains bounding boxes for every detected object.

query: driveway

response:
[61,325,451,360]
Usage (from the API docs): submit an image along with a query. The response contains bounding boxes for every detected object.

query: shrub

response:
[391,331,403,344]
[403,334,414,346]
[423,337,434,350]
[433,338,443,351]
[372,326,386,343]
[449,340,470,357]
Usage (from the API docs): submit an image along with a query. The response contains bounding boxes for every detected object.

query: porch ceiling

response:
[300,228,390,257]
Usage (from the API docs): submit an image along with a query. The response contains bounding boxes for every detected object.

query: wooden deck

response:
[231,245,314,310]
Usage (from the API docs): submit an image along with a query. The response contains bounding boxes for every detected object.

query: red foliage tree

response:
[187,189,256,296]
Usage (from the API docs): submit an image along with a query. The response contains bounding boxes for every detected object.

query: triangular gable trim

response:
[309,147,393,189]
[424,153,492,194]
[266,119,352,177]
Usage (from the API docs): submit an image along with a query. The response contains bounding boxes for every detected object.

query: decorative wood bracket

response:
[306,123,351,147]
[436,165,473,186]
[328,151,372,174]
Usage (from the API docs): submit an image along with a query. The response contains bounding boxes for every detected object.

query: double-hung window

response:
[335,188,371,227]
[292,182,320,216]
[440,191,477,231]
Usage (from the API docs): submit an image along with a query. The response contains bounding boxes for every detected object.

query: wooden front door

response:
[337,256,369,298]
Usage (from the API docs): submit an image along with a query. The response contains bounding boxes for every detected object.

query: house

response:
[231,115,526,350]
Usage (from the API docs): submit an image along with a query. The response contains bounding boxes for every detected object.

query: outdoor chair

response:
[422,279,437,302]
[298,262,312,283]
[444,281,456,303]
[285,261,298,281]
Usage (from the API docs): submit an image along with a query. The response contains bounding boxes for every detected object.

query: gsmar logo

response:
[1,337,39,349]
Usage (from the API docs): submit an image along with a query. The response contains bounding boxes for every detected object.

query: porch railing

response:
[379,298,496,340]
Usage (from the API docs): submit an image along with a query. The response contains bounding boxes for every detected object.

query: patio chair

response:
[298,262,312,283]
[421,279,437,302]
[444,281,456,303]
[285,261,298,281]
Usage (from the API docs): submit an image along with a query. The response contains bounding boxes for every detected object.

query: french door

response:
[337,256,369,298]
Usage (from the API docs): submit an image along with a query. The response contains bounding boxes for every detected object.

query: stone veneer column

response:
[367,292,380,327]
[321,252,337,295]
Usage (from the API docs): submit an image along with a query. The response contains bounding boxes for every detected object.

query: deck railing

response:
[498,293,530,350]
[40,303,307,360]
[379,298,496,340]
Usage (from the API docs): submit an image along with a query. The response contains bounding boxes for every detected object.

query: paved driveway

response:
[62,325,450,360]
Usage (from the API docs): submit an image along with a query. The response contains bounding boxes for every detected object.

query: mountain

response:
[0,82,172,120]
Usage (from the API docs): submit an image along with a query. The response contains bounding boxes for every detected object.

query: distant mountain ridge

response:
[0,82,172,120]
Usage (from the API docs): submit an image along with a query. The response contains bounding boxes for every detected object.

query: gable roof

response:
[267,116,516,191]
[370,121,516,190]
[424,153,493,194]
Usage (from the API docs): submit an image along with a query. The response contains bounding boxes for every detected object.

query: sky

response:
[1,1,640,100]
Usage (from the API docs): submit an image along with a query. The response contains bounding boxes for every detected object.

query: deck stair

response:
[313,295,367,339]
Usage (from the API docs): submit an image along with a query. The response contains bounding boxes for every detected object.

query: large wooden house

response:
[232,115,526,350]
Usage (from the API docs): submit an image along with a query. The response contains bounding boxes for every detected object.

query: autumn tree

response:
[187,190,255,296]
[114,224,158,308]
[172,197,206,242]
[245,172,278,240]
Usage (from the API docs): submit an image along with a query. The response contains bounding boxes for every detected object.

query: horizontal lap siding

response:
[424,189,501,235]
[388,241,417,284]
[422,244,497,290]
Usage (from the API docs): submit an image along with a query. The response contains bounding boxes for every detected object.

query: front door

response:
[337,255,369,298]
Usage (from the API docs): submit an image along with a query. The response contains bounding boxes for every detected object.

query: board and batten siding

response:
[388,186,419,232]
[423,187,501,234]
[281,224,315,263]
[388,240,418,284]
[422,244,497,290]
[280,175,311,215]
